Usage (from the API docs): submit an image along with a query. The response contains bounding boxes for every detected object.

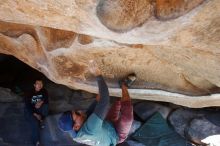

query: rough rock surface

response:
[0,102,88,146]
[0,0,220,107]
[187,117,220,145]
[45,81,95,113]
[168,108,206,138]
[0,87,22,102]
[134,101,172,120]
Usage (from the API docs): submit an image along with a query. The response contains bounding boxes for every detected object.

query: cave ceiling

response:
[0,0,220,107]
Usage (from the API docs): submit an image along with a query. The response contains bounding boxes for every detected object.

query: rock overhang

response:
[0,0,219,107]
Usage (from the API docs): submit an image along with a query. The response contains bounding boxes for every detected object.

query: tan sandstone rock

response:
[0,0,219,107]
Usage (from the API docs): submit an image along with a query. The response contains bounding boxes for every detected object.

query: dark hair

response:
[35,78,44,84]
[74,110,81,116]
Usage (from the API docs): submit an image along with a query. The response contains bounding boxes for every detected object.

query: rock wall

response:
[0,0,220,107]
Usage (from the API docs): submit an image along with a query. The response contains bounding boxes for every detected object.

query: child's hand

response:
[35,101,44,109]
[33,113,42,122]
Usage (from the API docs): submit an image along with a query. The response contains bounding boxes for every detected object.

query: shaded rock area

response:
[0,102,33,146]
[0,86,143,146]
[168,108,207,138]
[0,54,96,114]
[187,118,220,145]
[168,108,220,145]
[45,82,95,114]
[134,101,172,120]
[0,85,220,146]
[0,87,22,102]
[0,102,87,146]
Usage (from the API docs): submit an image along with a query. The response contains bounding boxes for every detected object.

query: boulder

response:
[0,87,22,102]
[134,101,172,121]
[118,140,145,146]
[0,0,220,107]
[168,108,206,137]
[45,81,95,113]
[187,117,220,145]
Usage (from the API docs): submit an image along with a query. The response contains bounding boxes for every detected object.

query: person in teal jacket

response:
[59,60,135,146]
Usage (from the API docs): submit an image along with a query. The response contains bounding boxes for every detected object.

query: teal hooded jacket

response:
[74,113,119,146]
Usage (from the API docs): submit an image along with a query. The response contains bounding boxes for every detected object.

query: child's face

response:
[34,80,43,92]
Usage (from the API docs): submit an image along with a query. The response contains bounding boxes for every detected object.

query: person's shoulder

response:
[89,113,102,121]
[84,113,103,127]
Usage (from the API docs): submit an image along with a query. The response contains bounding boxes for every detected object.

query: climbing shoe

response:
[119,73,136,87]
